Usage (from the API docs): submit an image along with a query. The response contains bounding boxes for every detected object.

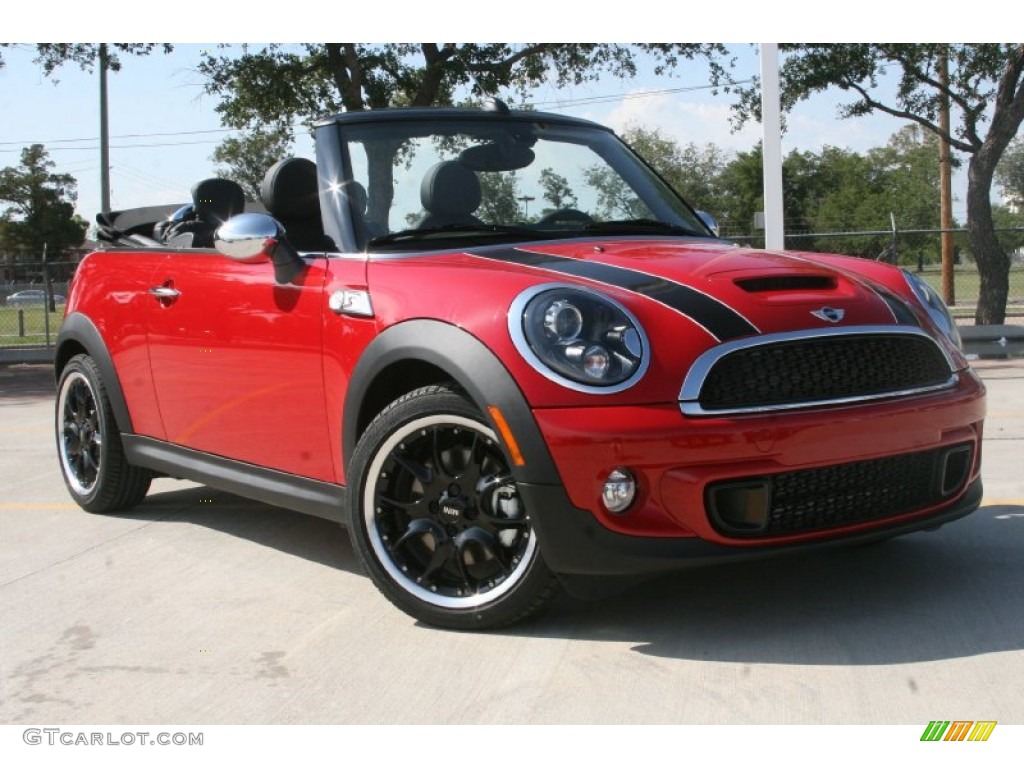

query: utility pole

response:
[99,43,111,216]
[939,46,955,305]
[760,43,785,251]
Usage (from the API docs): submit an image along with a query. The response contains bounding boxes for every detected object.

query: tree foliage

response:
[0,145,87,257]
[211,126,294,201]
[621,125,731,212]
[627,124,945,263]
[733,44,1024,324]
[198,44,726,225]
[0,43,173,75]
[996,137,1024,208]
[197,44,728,128]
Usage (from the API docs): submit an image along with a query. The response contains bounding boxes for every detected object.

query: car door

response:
[145,251,337,482]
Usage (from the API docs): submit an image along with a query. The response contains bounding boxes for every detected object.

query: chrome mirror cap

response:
[214,213,283,263]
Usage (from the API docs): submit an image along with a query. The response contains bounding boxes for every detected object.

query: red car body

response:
[56,107,985,628]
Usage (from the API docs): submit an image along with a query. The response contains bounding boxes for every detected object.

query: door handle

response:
[148,286,181,300]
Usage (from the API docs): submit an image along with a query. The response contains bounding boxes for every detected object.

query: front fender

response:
[342,319,560,486]
[55,312,134,434]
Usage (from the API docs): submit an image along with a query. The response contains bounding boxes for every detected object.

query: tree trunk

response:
[364,141,400,228]
[967,143,1011,325]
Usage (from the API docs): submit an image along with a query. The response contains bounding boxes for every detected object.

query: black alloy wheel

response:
[56,354,151,513]
[347,385,559,629]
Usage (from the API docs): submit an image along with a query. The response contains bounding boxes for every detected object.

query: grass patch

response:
[916,266,1024,316]
[0,305,65,347]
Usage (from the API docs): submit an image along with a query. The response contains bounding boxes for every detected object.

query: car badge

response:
[811,307,845,323]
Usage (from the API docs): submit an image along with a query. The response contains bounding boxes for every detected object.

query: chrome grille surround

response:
[679,326,959,417]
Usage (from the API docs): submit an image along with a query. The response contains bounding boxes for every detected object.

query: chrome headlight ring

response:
[902,270,962,350]
[508,283,650,394]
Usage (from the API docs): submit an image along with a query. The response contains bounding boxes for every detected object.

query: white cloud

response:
[582,92,762,154]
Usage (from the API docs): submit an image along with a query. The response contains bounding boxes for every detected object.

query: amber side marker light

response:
[487,405,526,467]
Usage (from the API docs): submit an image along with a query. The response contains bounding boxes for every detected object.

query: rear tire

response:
[56,354,151,513]
[346,385,560,630]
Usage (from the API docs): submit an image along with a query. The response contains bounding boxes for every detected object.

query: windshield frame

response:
[318,109,714,253]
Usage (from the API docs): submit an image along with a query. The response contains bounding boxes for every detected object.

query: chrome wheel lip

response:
[57,370,101,497]
[363,413,537,610]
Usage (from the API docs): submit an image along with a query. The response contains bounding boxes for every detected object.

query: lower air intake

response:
[706,443,974,538]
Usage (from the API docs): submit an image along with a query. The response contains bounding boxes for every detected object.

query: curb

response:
[960,325,1024,358]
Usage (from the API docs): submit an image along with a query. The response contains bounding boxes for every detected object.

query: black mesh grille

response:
[698,334,952,411]
[707,444,972,538]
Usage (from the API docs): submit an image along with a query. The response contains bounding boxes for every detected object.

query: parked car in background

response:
[55,104,985,630]
[6,289,66,307]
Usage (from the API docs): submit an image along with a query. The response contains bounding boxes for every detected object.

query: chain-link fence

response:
[728,225,1024,318]
[1,259,76,351]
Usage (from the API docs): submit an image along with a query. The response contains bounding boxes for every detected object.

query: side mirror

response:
[696,211,720,238]
[215,213,305,284]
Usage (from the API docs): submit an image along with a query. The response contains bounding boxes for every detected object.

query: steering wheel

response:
[535,208,593,227]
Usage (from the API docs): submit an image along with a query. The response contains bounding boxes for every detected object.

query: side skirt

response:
[123,435,347,524]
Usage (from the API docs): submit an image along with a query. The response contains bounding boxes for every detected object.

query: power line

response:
[0,139,224,153]
[533,80,753,110]
[0,127,236,147]
[0,82,745,149]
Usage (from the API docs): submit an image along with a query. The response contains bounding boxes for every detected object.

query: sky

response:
[0,11,1003,230]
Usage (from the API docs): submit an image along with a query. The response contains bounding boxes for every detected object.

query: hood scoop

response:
[735,275,837,293]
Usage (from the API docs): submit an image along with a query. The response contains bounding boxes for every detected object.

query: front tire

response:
[346,386,560,630]
[56,354,151,513]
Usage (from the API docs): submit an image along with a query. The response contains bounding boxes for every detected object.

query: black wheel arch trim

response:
[343,319,560,486]
[55,312,134,434]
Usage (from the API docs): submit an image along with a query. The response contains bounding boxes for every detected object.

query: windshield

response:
[333,116,712,250]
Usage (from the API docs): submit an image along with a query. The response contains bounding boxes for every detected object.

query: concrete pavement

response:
[1,360,1022,724]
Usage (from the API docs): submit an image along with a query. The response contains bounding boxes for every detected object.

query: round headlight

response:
[543,299,584,341]
[902,270,962,349]
[509,285,649,393]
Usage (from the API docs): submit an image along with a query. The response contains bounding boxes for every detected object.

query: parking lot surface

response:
[1,359,1023,724]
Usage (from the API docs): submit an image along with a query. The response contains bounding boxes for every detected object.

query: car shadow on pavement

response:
[113,485,359,573]
[510,504,1024,666]
[123,484,1024,668]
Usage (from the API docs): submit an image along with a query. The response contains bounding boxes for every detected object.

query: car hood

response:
[464,238,913,343]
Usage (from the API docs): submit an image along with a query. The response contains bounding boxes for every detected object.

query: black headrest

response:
[261,158,320,220]
[346,181,368,215]
[420,161,481,217]
[191,178,245,224]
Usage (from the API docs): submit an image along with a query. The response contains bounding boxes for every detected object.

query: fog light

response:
[602,468,636,514]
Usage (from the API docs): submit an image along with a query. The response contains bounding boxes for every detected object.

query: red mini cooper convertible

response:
[56,105,986,629]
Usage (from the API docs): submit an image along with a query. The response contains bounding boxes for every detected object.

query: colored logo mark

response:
[920,720,997,742]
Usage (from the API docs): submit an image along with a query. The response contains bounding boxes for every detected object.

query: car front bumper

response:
[522,367,986,576]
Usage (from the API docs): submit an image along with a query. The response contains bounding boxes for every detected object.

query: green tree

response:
[211,126,295,201]
[538,168,577,212]
[620,126,730,214]
[584,165,651,220]
[198,44,725,224]
[0,43,172,74]
[715,146,765,239]
[0,145,87,257]
[992,204,1024,254]
[733,44,1024,324]
[996,137,1024,209]
[478,172,523,224]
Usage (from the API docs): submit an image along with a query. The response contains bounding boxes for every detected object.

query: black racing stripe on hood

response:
[468,246,758,342]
